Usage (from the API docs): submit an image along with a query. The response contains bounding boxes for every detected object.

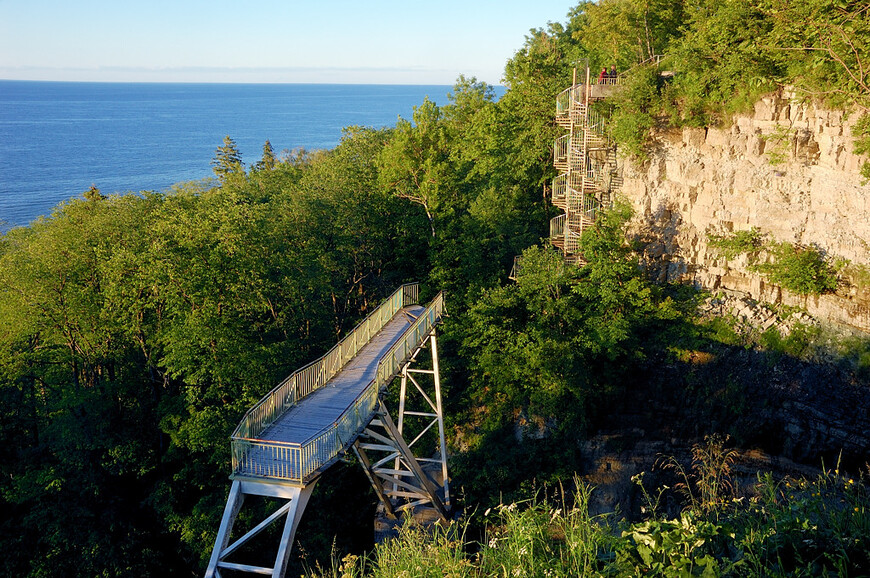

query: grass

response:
[305,467,870,577]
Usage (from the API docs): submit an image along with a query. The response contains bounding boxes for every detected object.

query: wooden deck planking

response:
[260,305,425,446]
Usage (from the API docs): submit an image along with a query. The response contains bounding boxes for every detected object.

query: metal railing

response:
[556,85,584,118]
[230,288,445,484]
[554,134,570,168]
[556,76,624,117]
[232,283,418,442]
[585,109,611,140]
[550,213,566,240]
[591,76,623,86]
[565,228,582,255]
[552,173,568,204]
[376,293,443,388]
[508,255,523,280]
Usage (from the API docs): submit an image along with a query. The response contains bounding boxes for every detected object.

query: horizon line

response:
[0,65,506,87]
[0,78,505,87]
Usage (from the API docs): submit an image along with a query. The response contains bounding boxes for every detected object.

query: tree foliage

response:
[212,134,244,182]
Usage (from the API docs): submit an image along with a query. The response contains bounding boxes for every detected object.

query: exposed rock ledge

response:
[621,90,870,332]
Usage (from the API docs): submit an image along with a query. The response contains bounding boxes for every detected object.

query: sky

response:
[0,0,576,85]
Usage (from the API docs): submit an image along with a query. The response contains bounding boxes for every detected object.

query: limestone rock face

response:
[622,90,870,331]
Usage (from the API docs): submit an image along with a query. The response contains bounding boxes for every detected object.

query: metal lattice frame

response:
[353,330,449,521]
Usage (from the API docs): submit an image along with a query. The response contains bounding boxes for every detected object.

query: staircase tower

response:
[549,66,623,265]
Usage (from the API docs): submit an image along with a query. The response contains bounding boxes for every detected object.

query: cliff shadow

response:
[632,199,694,283]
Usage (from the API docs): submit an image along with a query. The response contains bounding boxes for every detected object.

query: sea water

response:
[0,81,486,230]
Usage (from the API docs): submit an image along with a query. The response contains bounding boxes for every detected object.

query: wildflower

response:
[485,508,492,517]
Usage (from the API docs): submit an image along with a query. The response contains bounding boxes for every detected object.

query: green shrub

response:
[842,262,870,291]
[759,322,821,359]
[707,227,764,261]
[761,124,793,166]
[479,482,613,577]
[617,514,729,576]
[853,113,870,184]
[708,230,839,296]
[610,67,664,159]
[755,242,838,296]
[305,469,870,577]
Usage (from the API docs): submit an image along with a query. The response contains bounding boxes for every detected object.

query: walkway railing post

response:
[430,332,450,508]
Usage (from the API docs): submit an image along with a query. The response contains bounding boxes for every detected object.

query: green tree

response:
[83,184,106,201]
[580,0,685,69]
[378,98,458,237]
[0,194,186,575]
[755,242,839,295]
[299,126,428,333]
[212,135,244,182]
[254,139,277,172]
[761,0,870,110]
[461,204,664,441]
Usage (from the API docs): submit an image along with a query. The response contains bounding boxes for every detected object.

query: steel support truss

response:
[204,478,318,578]
[353,330,450,521]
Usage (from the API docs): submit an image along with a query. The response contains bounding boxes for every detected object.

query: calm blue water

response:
[0,81,476,230]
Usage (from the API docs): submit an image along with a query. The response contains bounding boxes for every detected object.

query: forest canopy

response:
[1,0,869,576]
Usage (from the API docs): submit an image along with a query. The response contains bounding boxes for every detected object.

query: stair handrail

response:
[617,54,665,78]
[550,213,567,239]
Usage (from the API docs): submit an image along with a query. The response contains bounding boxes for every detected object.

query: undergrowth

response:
[306,463,870,577]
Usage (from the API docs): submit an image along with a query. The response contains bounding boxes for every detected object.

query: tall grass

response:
[479,481,613,577]
[306,469,870,577]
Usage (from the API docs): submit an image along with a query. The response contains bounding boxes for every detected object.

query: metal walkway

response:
[206,283,449,578]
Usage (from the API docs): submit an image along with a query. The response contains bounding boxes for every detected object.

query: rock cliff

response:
[621,90,870,332]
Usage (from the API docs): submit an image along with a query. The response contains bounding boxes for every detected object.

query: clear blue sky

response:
[0,0,576,85]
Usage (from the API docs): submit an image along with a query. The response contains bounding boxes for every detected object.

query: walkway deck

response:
[260,305,424,445]
[229,284,444,486]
